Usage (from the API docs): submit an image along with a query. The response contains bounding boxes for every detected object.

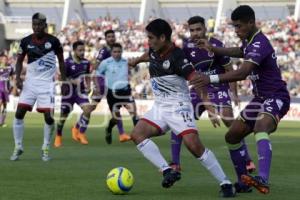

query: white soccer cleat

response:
[10,147,24,161]
[41,148,51,162]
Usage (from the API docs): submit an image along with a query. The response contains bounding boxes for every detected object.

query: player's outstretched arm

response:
[57,52,66,81]
[197,39,243,58]
[128,51,149,67]
[190,61,255,89]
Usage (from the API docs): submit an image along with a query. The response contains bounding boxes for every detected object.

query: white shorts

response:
[18,80,55,113]
[141,101,198,137]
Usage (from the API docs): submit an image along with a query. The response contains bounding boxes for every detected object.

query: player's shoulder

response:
[81,58,90,64]
[172,46,186,58]
[249,31,270,46]
[20,34,33,44]
[103,57,113,64]
[209,37,224,47]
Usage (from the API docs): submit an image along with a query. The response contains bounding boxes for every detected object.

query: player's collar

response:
[72,55,81,64]
[159,43,175,59]
[246,30,261,45]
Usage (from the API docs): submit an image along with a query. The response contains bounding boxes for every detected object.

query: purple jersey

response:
[241,31,289,98]
[183,37,231,92]
[96,46,111,62]
[0,65,13,91]
[65,56,90,94]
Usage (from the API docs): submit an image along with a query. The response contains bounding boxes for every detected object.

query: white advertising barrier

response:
[6,95,300,121]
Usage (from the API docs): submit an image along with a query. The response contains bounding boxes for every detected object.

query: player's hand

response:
[196,39,213,52]
[206,106,220,128]
[16,77,23,90]
[190,73,210,89]
[128,58,138,68]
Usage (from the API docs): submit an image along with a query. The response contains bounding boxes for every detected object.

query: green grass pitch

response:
[0,113,299,200]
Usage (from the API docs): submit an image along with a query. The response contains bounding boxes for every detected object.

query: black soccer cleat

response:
[241,175,270,194]
[219,183,236,198]
[234,182,252,193]
[105,127,112,144]
[162,168,181,188]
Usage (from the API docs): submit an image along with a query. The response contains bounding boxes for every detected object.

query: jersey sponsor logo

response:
[162,60,170,70]
[276,99,283,110]
[151,79,159,90]
[252,41,261,48]
[45,42,52,49]
[150,53,155,59]
[247,51,261,57]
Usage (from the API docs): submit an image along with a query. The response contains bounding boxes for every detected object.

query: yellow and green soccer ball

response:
[106,167,134,194]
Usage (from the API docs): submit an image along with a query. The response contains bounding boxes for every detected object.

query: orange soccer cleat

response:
[119,133,131,142]
[54,135,62,148]
[78,133,89,145]
[72,127,80,142]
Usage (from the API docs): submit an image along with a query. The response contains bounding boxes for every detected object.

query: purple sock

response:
[75,121,80,129]
[171,132,182,165]
[256,133,272,182]
[228,142,248,184]
[241,139,252,162]
[117,120,124,135]
[78,114,90,133]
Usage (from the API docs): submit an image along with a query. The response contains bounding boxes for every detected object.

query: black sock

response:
[107,118,117,132]
[132,116,139,126]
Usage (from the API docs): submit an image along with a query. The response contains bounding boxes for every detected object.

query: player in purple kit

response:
[169,16,255,174]
[54,41,94,147]
[191,5,290,194]
[0,55,13,127]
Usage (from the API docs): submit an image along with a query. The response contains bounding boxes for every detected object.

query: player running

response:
[10,13,67,161]
[0,55,14,127]
[54,40,94,147]
[130,19,235,197]
[191,5,290,194]
[169,16,255,174]
[96,43,137,144]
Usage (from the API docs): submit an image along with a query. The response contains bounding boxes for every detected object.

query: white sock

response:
[13,118,24,149]
[198,148,231,185]
[137,139,170,172]
[42,123,54,150]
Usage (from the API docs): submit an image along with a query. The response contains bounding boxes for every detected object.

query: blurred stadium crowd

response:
[1,15,300,99]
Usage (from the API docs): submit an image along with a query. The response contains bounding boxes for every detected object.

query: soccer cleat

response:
[169,162,182,172]
[78,133,89,145]
[42,148,51,162]
[119,133,131,142]
[10,147,24,161]
[246,160,256,174]
[54,135,62,148]
[105,127,112,144]
[234,182,252,193]
[241,175,270,194]
[0,123,7,127]
[219,183,236,198]
[162,168,181,188]
[71,127,79,142]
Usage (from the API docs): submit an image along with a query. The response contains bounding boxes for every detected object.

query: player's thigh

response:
[18,85,36,110]
[220,106,234,128]
[131,104,168,144]
[225,118,253,144]
[253,113,277,134]
[36,84,55,111]
[124,101,137,115]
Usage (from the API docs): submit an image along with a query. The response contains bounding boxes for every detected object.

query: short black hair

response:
[146,18,172,41]
[32,12,46,22]
[231,5,255,22]
[104,30,115,37]
[111,43,122,50]
[188,16,205,25]
[73,40,85,50]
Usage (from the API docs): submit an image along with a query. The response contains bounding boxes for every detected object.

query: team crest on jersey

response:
[45,42,52,49]
[163,60,170,69]
[208,51,214,57]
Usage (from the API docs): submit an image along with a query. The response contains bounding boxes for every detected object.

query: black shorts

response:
[106,85,135,111]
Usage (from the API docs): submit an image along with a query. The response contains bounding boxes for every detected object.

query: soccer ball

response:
[106,167,134,194]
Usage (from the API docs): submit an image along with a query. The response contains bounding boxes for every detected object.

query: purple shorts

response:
[240,96,290,130]
[91,76,106,102]
[61,93,89,114]
[0,90,9,102]
[190,88,232,119]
